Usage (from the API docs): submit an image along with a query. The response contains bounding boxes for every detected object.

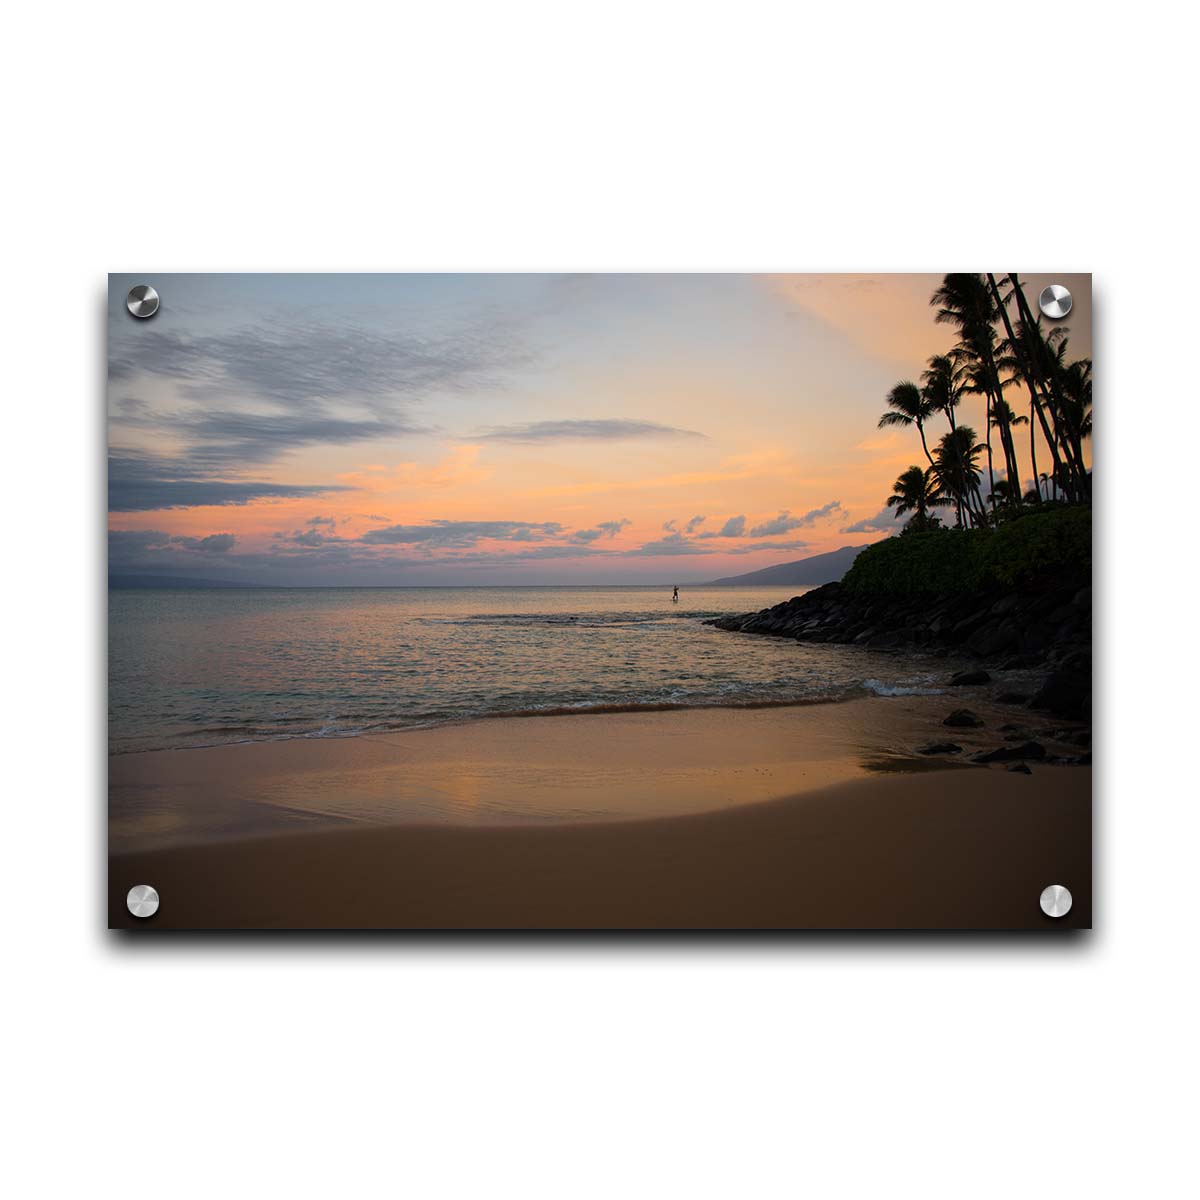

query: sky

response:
[107,272,1093,585]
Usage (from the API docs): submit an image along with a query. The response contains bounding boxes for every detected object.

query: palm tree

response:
[887,465,949,532]
[932,274,1023,509]
[994,397,1028,432]
[932,425,987,527]
[1009,283,1091,501]
[990,274,1062,504]
[920,353,964,430]
[920,354,971,524]
[1005,311,1077,500]
[989,478,1022,509]
[1042,327,1092,499]
[1061,357,1092,440]
[878,381,936,465]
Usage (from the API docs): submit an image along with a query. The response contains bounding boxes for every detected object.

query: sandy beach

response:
[110,699,1091,929]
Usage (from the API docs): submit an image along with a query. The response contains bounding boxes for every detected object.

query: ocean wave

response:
[860,679,946,697]
[111,590,974,755]
[109,690,865,753]
[474,694,855,720]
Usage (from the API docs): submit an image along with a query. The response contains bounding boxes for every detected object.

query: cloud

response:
[170,533,236,553]
[843,508,903,535]
[108,453,349,512]
[750,513,801,537]
[109,318,528,408]
[426,544,614,566]
[148,409,425,471]
[470,419,704,443]
[796,500,846,525]
[685,515,706,533]
[307,515,337,527]
[109,527,236,565]
[109,529,171,553]
[749,501,845,537]
[281,529,343,548]
[624,533,711,557]
[570,519,630,545]
[622,534,812,559]
[359,520,564,549]
[108,316,529,502]
[764,274,958,366]
[698,514,746,539]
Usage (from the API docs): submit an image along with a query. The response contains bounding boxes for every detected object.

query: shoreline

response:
[110,697,1091,929]
[110,765,1091,930]
[110,694,1087,853]
[109,690,878,758]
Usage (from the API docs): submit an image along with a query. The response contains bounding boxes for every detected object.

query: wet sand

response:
[109,701,1090,930]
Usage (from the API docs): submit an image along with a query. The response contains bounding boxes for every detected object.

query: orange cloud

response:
[765,274,958,369]
[339,445,493,494]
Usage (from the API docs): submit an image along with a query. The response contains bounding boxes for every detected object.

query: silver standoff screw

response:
[127,884,160,919]
[126,284,160,319]
[1038,283,1072,320]
[1039,884,1072,919]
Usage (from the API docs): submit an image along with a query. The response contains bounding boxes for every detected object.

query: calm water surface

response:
[109,585,960,754]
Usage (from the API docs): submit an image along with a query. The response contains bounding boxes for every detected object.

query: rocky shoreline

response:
[707,570,1092,769]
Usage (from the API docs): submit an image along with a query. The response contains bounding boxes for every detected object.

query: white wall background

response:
[2,3,1196,1197]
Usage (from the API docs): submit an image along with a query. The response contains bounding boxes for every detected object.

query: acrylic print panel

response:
[107,273,1092,930]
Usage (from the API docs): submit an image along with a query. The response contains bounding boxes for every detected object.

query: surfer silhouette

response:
[672,585,679,603]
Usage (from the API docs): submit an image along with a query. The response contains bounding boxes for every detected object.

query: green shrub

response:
[841,506,1091,595]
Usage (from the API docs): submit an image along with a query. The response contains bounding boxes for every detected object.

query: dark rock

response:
[1056,649,1091,673]
[1030,669,1090,720]
[1043,727,1091,747]
[966,619,1021,657]
[706,568,1091,669]
[943,708,984,728]
[998,654,1043,670]
[918,742,963,755]
[972,741,1047,764]
[951,609,992,639]
[1055,616,1083,644]
[996,691,1032,705]
[948,669,991,686]
[1007,762,1033,775]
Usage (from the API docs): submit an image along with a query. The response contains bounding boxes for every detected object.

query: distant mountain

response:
[707,543,872,587]
[109,574,266,589]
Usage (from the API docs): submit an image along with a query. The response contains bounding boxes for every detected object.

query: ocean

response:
[108,585,960,755]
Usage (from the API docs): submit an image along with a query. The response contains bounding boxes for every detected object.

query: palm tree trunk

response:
[1008,276,1084,501]
[917,422,933,467]
[983,396,996,514]
[979,334,1021,509]
[990,273,1056,502]
[972,484,988,523]
[1038,376,1079,500]
[985,382,1021,511]
[1030,399,1040,501]
[997,399,1022,504]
